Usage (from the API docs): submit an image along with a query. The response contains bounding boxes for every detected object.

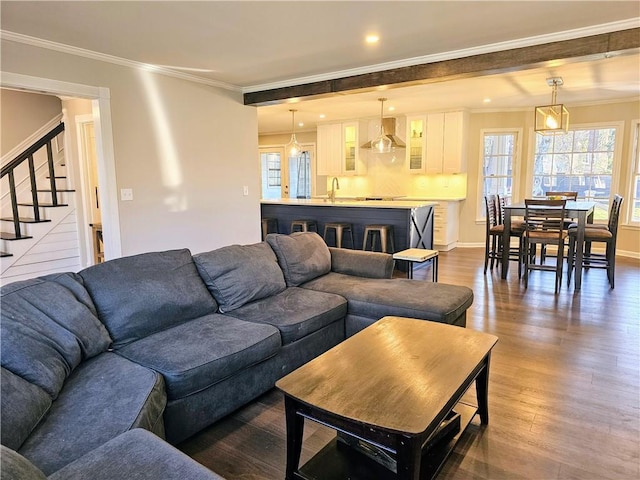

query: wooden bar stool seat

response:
[261,218,279,241]
[323,222,354,249]
[362,224,395,253]
[290,219,318,233]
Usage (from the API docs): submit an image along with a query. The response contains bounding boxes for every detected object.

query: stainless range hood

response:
[361,118,406,149]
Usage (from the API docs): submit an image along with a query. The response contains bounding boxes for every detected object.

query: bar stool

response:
[290,219,318,233]
[323,222,354,249]
[261,218,279,241]
[362,224,395,253]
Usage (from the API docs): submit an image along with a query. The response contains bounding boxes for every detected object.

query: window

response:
[267,155,281,187]
[533,126,617,220]
[479,130,519,217]
[629,121,640,225]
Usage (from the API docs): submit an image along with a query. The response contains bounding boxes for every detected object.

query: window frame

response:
[626,119,640,227]
[477,128,523,220]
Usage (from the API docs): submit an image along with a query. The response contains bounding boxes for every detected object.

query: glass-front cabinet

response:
[406,115,427,173]
[317,121,366,176]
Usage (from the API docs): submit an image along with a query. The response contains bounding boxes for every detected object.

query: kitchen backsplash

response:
[324,148,467,199]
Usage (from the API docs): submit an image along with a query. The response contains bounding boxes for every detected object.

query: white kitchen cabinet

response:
[433,200,460,251]
[406,115,427,173]
[425,111,468,174]
[316,121,367,176]
[316,123,342,176]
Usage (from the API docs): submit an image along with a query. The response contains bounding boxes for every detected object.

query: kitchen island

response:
[260,198,436,253]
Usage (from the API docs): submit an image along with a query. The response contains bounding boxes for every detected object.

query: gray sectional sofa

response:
[1,232,473,478]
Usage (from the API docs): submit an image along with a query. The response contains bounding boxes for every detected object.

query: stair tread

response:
[17,203,69,208]
[0,252,13,257]
[0,232,33,241]
[36,189,76,192]
[0,217,51,223]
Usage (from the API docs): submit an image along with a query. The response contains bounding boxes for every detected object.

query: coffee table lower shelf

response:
[297,402,477,480]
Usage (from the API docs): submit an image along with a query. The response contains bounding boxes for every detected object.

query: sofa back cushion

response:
[193,242,286,313]
[79,249,218,348]
[0,274,112,398]
[266,232,331,287]
[1,368,52,451]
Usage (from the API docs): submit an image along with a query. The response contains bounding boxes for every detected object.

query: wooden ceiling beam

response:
[243,28,640,106]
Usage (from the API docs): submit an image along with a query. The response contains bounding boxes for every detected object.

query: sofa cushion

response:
[0,368,51,451]
[116,314,281,400]
[329,247,394,279]
[49,429,224,480]
[0,445,47,480]
[19,353,166,475]
[266,232,331,287]
[79,249,218,348]
[302,273,474,326]
[193,242,286,313]
[0,275,112,398]
[226,287,347,344]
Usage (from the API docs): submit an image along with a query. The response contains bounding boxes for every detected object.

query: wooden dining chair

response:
[540,191,578,262]
[523,199,567,293]
[567,194,623,289]
[483,195,502,273]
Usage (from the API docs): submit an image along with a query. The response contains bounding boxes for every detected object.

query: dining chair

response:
[567,194,623,289]
[539,191,578,262]
[484,195,526,277]
[523,199,567,293]
[483,195,502,273]
[496,194,528,276]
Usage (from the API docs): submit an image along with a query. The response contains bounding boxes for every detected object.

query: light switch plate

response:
[120,188,133,201]
[243,186,249,196]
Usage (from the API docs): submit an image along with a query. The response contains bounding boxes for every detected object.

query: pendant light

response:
[286,109,303,157]
[371,98,392,153]
[534,77,569,134]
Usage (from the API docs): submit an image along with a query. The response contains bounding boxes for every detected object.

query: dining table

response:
[501,200,596,290]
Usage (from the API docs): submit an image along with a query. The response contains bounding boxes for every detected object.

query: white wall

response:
[1,39,261,256]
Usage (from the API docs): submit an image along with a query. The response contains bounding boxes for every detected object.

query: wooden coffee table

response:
[276,316,498,480]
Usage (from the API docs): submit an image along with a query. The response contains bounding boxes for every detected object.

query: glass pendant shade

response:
[286,109,302,157]
[372,98,392,153]
[535,78,569,134]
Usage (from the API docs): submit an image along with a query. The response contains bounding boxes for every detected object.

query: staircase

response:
[1,123,82,285]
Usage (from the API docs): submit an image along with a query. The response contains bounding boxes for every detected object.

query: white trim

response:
[1,72,122,260]
[75,114,95,268]
[0,30,240,92]
[243,19,640,93]
[626,119,640,226]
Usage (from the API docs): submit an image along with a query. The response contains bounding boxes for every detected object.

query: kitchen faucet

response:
[330,177,340,203]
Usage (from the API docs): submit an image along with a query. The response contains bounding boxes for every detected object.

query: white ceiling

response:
[1,1,639,134]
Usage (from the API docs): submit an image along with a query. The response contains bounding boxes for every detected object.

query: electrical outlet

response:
[120,188,133,201]
[243,186,249,196]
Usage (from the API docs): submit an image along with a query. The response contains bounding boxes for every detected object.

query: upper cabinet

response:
[317,121,367,176]
[406,115,427,173]
[425,111,468,174]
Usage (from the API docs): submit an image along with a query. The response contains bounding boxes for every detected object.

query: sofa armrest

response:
[328,247,394,279]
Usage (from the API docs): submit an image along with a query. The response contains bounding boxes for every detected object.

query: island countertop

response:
[260,198,437,209]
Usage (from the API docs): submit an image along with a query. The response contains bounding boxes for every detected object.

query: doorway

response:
[259,146,314,199]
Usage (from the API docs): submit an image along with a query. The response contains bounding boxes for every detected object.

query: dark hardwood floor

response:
[179,248,640,479]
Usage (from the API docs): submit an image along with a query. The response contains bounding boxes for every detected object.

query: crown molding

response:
[0,30,242,92]
[243,18,640,94]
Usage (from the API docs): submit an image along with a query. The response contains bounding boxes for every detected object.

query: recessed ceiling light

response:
[483,98,492,103]
[365,34,379,44]
[298,122,304,127]
[319,114,326,119]
[388,106,395,112]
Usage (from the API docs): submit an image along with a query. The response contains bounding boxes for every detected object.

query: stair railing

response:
[1,123,65,239]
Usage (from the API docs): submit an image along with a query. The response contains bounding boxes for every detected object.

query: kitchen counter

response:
[261,198,437,209]
[260,199,435,255]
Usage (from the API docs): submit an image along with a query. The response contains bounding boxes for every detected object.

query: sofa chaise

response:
[1,232,473,478]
